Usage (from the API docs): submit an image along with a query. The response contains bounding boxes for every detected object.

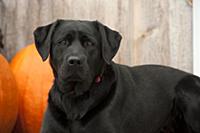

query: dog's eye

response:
[83,41,94,47]
[58,40,69,46]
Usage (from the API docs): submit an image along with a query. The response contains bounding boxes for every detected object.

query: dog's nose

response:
[67,56,82,66]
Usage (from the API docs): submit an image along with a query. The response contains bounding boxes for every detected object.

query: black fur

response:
[0,29,3,49]
[34,20,200,133]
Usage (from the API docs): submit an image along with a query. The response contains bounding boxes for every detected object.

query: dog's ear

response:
[96,21,122,64]
[33,20,58,61]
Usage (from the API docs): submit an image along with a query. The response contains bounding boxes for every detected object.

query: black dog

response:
[34,20,200,133]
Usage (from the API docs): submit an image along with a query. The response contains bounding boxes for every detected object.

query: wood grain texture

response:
[133,0,192,72]
[0,0,192,72]
[168,0,192,72]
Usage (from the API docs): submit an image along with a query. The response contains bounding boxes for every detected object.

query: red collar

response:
[95,63,106,84]
[95,75,102,84]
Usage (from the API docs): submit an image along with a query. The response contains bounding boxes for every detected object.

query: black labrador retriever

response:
[34,20,200,133]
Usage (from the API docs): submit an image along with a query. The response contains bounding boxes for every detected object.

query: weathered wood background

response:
[0,0,192,72]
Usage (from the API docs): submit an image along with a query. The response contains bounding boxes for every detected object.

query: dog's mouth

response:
[65,76,84,93]
[58,71,92,95]
[67,81,79,95]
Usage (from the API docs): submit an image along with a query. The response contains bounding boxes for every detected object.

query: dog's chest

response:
[68,112,120,133]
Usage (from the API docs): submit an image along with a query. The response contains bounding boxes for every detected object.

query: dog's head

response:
[34,20,121,96]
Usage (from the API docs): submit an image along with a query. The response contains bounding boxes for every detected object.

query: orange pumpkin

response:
[11,44,53,133]
[0,54,18,133]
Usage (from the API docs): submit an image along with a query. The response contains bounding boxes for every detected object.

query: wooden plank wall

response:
[133,0,192,72]
[0,0,192,72]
